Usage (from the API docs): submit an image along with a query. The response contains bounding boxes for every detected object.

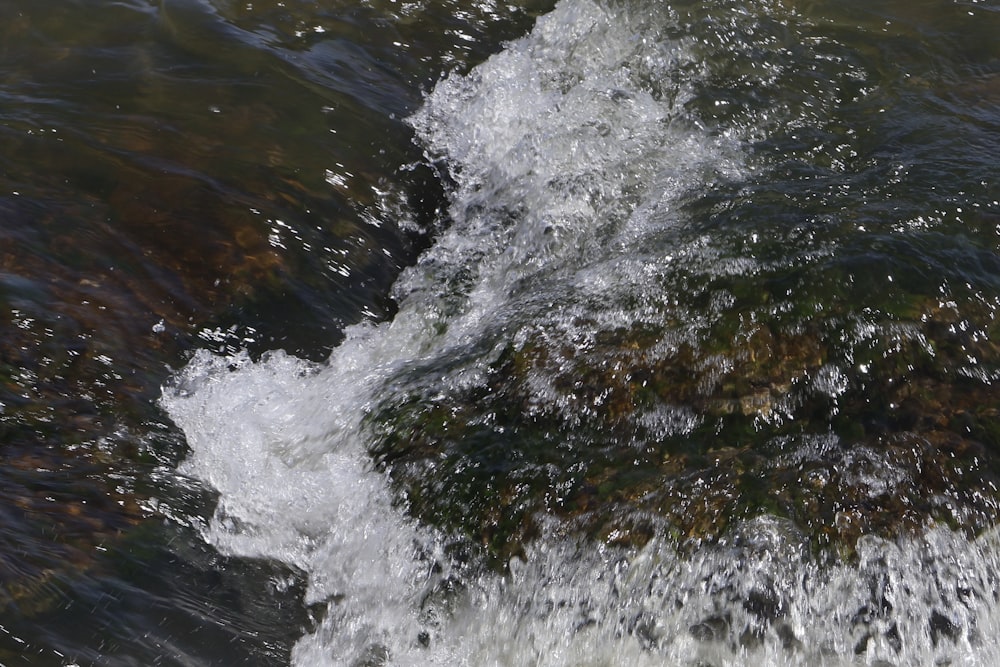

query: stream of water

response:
[4,0,1000,664]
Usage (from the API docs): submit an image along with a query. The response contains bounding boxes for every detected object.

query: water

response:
[0,0,543,662]
[4,0,1000,664]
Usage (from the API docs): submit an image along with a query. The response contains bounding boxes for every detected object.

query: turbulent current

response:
[162,0,1000,664]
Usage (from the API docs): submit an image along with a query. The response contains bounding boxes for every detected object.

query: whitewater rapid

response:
[162,0,1000,664]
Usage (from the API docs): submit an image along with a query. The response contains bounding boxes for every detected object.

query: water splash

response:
[162,0,1000,664]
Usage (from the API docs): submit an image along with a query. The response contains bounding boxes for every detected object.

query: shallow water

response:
[1,0,544,662]
[4,0,1000,664]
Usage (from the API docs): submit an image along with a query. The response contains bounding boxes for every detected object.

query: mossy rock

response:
[366,290,1000,565]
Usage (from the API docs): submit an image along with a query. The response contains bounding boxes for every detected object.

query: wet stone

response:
[367,289,1000,563]
[689,615,730,642]
[929,610,961,647]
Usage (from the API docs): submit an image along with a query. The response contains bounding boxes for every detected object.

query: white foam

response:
[161,0,1000,664]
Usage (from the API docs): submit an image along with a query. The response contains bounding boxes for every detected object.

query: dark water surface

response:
[1,0,547,663]
[3,0,1000,664]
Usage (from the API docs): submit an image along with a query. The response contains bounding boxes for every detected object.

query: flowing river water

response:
[3,0,1000,664]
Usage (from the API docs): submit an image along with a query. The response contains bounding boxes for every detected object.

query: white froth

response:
[161,0,1000,665]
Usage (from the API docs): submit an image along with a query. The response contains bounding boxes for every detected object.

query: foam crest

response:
[163,344,437,663]
[406,0,739,286]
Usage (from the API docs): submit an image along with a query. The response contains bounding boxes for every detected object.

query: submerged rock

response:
[368,290,1000,563]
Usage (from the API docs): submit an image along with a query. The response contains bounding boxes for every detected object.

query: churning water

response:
[162,0,1000,664]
